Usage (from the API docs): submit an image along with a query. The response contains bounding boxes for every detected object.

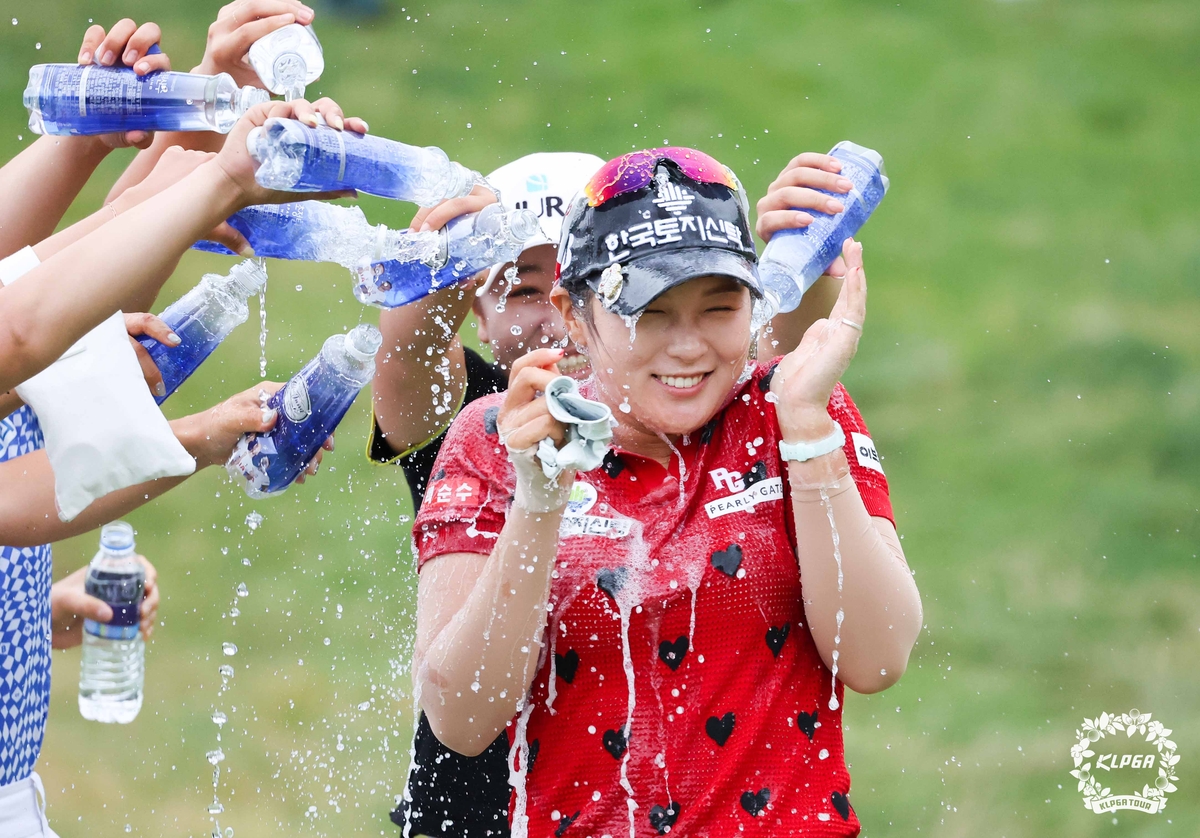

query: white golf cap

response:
[480,151,604,292]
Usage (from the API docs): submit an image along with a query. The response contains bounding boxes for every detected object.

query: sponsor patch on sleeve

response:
[851,432,885,475]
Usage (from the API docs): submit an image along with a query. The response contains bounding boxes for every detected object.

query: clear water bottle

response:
[246,118,477,204]
[352,205,541,308]
[139,260,268,404]
[24,64,270,136]
[248,23,323,100]
[193,201,382,267]
[227,324,382,497]
[758,141,889,314]
[78,522,145,724]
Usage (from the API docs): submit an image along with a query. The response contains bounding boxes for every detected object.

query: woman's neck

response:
[610,421,677,468]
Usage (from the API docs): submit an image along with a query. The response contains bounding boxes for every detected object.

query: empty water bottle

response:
[139,260,268,404]
[227,325,382,497]
[353,205,541,308]
[758,141,889,314]
[78,522,145,724]
[24,64,269,136]
[247,118,477,204]
[248,23,323,100]
[193,201,382,266]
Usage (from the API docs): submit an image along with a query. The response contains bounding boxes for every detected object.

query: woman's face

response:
[560,275,754,439]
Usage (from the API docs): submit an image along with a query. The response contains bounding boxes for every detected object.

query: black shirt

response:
[372,347,513,838]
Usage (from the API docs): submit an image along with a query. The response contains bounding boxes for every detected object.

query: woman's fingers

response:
[755,209,814,244]
[226,12,297,55]
[344,117,369,134]
[124,311,179,344]
[770,165,853,195]
[78,25,108,64]
[132,52,171,75]
[311,98,345,131]
[123,22,162,66]
[503,350,564,406]
[97,19,138,66]
[417,184,497,232]
[784,151,843,174]
[759,185,844,217]
[129,338,167,399]
[209,221,254,256]
[504,413,567,452]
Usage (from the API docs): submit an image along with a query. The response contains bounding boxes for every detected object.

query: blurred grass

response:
[1,0,1198,835]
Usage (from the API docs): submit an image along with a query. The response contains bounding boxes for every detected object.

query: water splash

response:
[494,265,518,313]
[819,487,845,711]
[257,263,268,378]
[245,511,263,532]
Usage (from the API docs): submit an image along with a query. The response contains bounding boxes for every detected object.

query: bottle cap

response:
[345,324,383,363]
[237,85,272,116]
[506,209,541,244]
[227,260,269,299]
[100,521,135,553]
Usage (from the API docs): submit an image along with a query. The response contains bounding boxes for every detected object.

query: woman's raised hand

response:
[198,0,316,87]
[213,98,368,208]
[76,19,171,150]
[497,348,570,452]
[756,152,855,278]
[770,238,867,439]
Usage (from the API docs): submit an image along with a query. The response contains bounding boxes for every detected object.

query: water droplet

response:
[295,284,303,291]
[618,399,632,414]
[323,637,331,646]
[358,700,371,711]
[34,42,41,49]
[11,18,18,25]
[222,643,238,657]
[510,325,522,336]
[125,825,132,833]
[207,802,225,815]
[245,511,263,531]
[212,710,227,726]
[228,607,240,618]
[236,582,249,597]
[218,664,235,679]
[225,829,234,838]
[241,557,251,566]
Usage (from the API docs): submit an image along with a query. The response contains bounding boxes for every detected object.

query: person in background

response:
[372,149,861,838]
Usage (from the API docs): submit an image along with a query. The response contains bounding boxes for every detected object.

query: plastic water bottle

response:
[139,260,268,404]
[248,23,323,100]
[193,201,381,266]
[226,325,382,497]
[352,205,541,308]
[758,141,889,314]
[247,118,477,204]
[24,64,269,136]
[78,522,145,724]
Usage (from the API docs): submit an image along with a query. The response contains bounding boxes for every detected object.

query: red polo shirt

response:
[414,361,893,838]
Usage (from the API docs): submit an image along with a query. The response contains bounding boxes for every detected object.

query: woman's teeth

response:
[559,354,589,374]
[658,374,704,389]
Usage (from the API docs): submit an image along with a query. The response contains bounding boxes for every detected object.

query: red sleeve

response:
[412,393,515,569]
[826,382,894,525]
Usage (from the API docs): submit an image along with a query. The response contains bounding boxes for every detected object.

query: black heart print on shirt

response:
[710,543,743,577]
[555,649,579,684]
[658,636,688,671]
[555,809,580,836]
[831,790,852,821]
[596,567,629,600]
[705,712,735,746]
[740,788,771,816]
[765,622,791,657]
[602,727,628,759]
[648,801,680,834]
[797,708,818,741]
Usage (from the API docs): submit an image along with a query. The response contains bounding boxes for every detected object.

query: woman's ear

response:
[550,286,588,348]
[471,294,491,345]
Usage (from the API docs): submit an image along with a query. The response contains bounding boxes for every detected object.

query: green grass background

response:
[1,0,1197,835]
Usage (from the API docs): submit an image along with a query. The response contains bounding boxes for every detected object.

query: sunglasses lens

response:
[584,147,736,206]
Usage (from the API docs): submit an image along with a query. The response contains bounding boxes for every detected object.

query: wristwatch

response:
[778,425,845,463]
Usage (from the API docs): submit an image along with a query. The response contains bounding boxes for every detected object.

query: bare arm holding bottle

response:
[0,20,170,259]
[0,96,363,394]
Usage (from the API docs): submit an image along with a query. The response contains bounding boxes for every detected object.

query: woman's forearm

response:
[418,505,564,756]
[789,451,922,693]
[0,161,242,392]
[0,136,111,259]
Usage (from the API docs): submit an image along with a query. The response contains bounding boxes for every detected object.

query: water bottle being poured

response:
[193,201,384,266]
[139,260,268,403]
[246,117,478,204]
[758,141,889,315]
[226,324,381,497]
[78,522,145,724]
[353,205,541,308]
[247,23,323,101]
[24,64,269,135]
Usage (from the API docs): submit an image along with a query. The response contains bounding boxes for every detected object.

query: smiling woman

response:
[409,148,922,838]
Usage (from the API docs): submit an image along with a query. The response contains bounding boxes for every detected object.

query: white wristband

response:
[779,425,845,463]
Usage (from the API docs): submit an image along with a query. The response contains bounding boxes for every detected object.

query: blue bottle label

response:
[83,568,144,638]
[283,376,312,422]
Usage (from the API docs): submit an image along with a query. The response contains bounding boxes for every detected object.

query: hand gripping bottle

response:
[193,201,381,266]
[139,260,268,404]
[246,118,477,204]
[353,205,542,308]
[24,64,269,135]
[248,23,324,100]
[78,522,145,724]
[226,325,382,497]
[758,141,889,314]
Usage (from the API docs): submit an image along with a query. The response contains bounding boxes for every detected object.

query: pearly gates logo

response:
[1070,710,1179,814]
